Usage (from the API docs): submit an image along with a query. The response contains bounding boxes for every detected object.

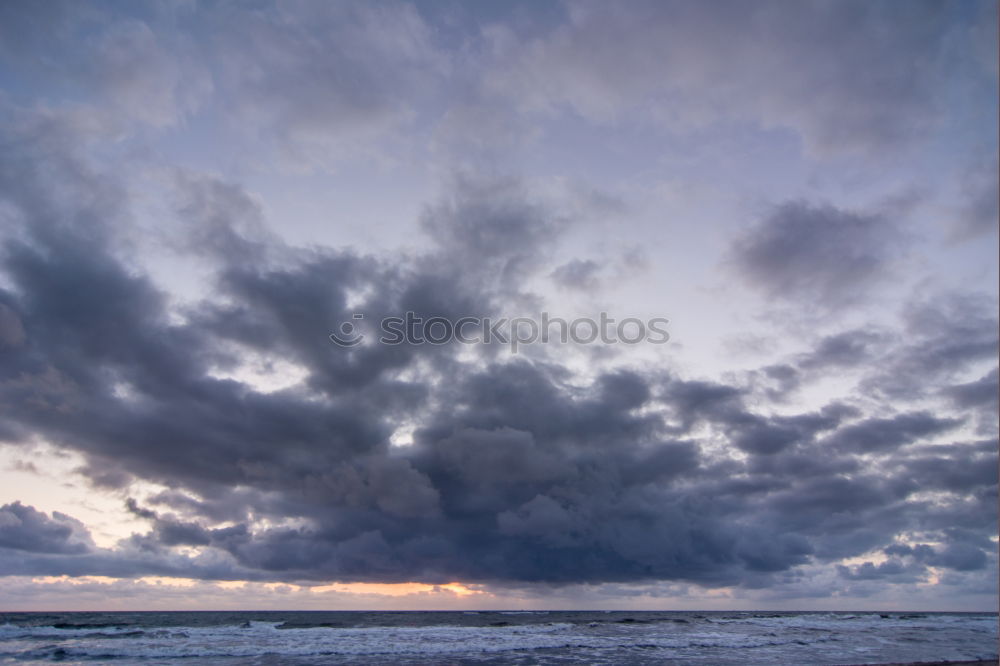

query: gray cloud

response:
[883,540,991,574]
[0,2,210,128]
[823,412,962,454]
[0,3,994,603]
[796,330,891,371]
[894,441,998,496]
[0,502,93,555]
[944,368,999,411]
[6,0,982,162]
[954,152,999,240]
[210,0,445,156]
[482,0,973,154]
[550,259,601,290]
[861,293,999,402]
[727,201,905,308]
[0,111,994,594]
[837,558,928,583]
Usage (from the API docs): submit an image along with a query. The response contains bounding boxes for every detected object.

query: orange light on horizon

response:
[310,581,483,597]
[26,575,485,598]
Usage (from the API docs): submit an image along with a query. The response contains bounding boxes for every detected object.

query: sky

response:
[0,0,996,612]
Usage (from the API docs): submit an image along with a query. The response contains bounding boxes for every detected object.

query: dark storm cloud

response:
[0,237,994,585]
[894,441,998,495]
[728,409,848,456]
[0,303,26,348]
[882,541,990,573]
[943,368,999,410]
[726,201,904,307]
[0,31,995,596]
[822,412,962,454]
[0,502,92,555]
[659,378,743,428]
[0,210,805,585]
[0,148,994,592]
[837,558,928,583]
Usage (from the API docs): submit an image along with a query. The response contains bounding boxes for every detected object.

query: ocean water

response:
[0,610,995,665]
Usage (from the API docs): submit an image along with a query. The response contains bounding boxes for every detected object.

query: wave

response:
[0,613,995,663]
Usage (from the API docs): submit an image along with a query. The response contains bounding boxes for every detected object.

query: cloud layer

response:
[0,0,995,607]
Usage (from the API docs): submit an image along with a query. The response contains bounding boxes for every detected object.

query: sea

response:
[0,610,996,665]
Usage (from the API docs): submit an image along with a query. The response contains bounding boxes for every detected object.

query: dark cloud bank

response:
[0,127,995,595]
[0,0,995,601]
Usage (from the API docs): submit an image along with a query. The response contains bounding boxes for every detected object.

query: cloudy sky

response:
[0,0,996,612]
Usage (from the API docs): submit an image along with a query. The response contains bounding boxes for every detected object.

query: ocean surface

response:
[0,610,995,665]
